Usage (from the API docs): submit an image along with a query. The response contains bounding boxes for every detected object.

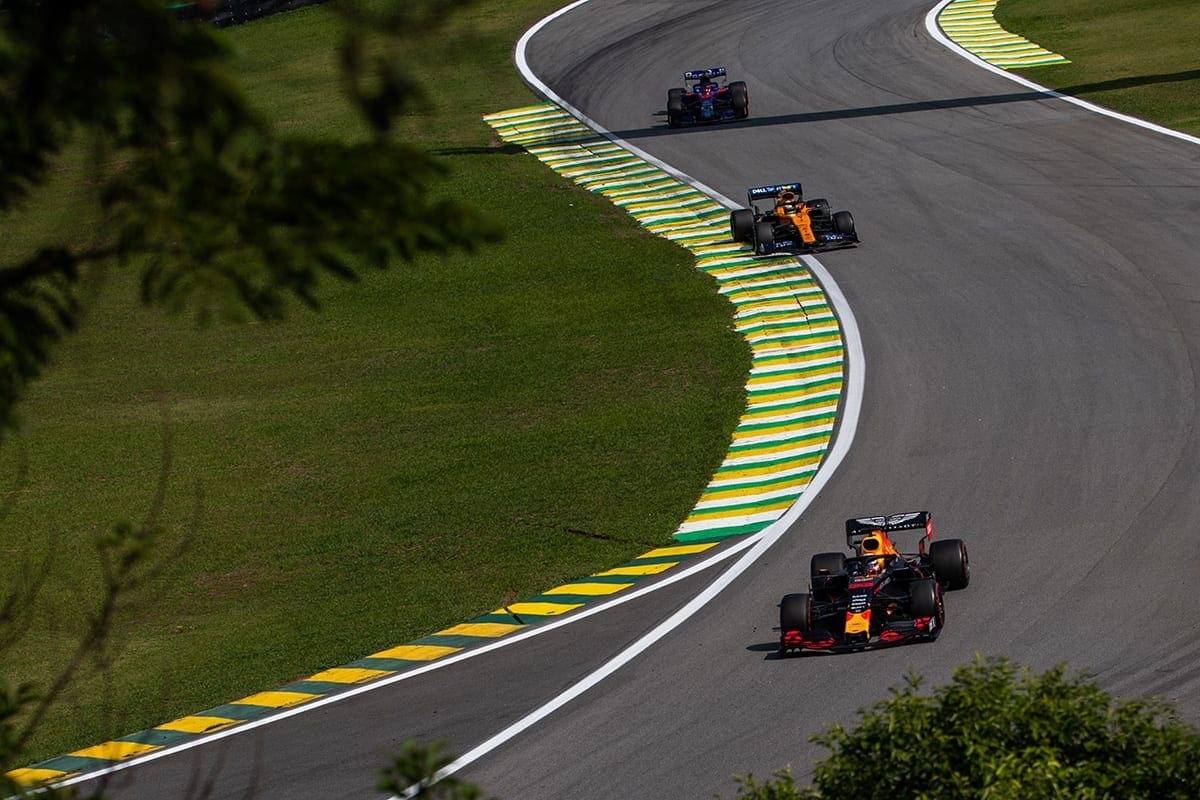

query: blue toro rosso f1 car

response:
[731,182,858,255]
[779,512,970,656]
[666,67,749,128]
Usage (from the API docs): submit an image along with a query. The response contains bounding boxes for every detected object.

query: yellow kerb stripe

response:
[7,767,72,786]
[72,740,159,761]
[372,643,461,661]
[641,542,718,558]
[439,622,525,637]
[503,601,583,616]
[685,497,794,522]
[597,563,675,576]
[308,667,391,684]
[544,581,633,596]
[155,715,242,734]
[234,691,318,708]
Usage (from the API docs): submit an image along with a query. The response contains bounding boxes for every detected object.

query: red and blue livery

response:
[666,67,749,128]
[779,512,970,655]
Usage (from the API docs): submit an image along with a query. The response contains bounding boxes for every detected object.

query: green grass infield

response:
[997,0,1200,137]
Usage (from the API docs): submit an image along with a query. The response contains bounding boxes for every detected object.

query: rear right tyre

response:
[931,538,970,590]
[729,81,749,118]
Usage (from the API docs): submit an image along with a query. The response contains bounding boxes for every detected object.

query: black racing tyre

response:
[730,81,749,118]
[810,552,845,578]
[667,89,684,128]
[909,578,940,619]
[753,220,775,253]
[780,592,811,632]
[930,538,970,590]
[807,197,831,215]
[832,210,856,237]
[730,209,754,243]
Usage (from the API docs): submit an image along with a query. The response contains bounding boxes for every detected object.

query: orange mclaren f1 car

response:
[730,182,858,255]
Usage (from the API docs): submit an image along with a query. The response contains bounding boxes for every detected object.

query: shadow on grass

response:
[434,143,526,156]
[1056,68,1200,95]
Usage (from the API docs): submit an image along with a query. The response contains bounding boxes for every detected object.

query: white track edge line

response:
[404,0,1200,794]
[53,536,757,790]
[389,3,868,796]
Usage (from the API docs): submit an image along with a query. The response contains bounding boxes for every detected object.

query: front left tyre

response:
[833,210,856,238]
[780,592,811,632]
[753,220,775,254]
[909,578,940,618]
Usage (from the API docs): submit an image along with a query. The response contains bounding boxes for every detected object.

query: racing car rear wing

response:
[845,511,933,549]
[684,67,726,80]
[747,182,802,202]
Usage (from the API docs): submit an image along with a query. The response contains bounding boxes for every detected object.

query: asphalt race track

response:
[85,1,1200,798]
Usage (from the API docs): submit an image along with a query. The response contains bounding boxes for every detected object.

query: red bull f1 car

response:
[666,67,749,128]
[779,512,969,655]
[730,182,858,255]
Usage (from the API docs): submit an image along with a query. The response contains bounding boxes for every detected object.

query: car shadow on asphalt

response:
[619,69,1200,141]
[748,640,820,660]
[624,90,1052,140]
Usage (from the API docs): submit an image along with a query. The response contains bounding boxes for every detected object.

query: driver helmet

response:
[777,190,800,213]
[860,530,892,573]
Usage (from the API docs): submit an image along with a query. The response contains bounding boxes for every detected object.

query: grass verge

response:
[996,0,1200,136]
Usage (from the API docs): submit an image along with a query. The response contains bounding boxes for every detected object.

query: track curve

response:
[82,1,1200,798]
[474,0,1200,796]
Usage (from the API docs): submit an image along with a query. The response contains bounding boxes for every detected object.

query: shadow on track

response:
[623,90,1052,140]
[614,70,1200,140]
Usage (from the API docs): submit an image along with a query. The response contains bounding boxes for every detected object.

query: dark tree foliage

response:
[378,739,486,800]
[0,1,498,794]
[725,655,1200,800]
[0,0,500,436]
